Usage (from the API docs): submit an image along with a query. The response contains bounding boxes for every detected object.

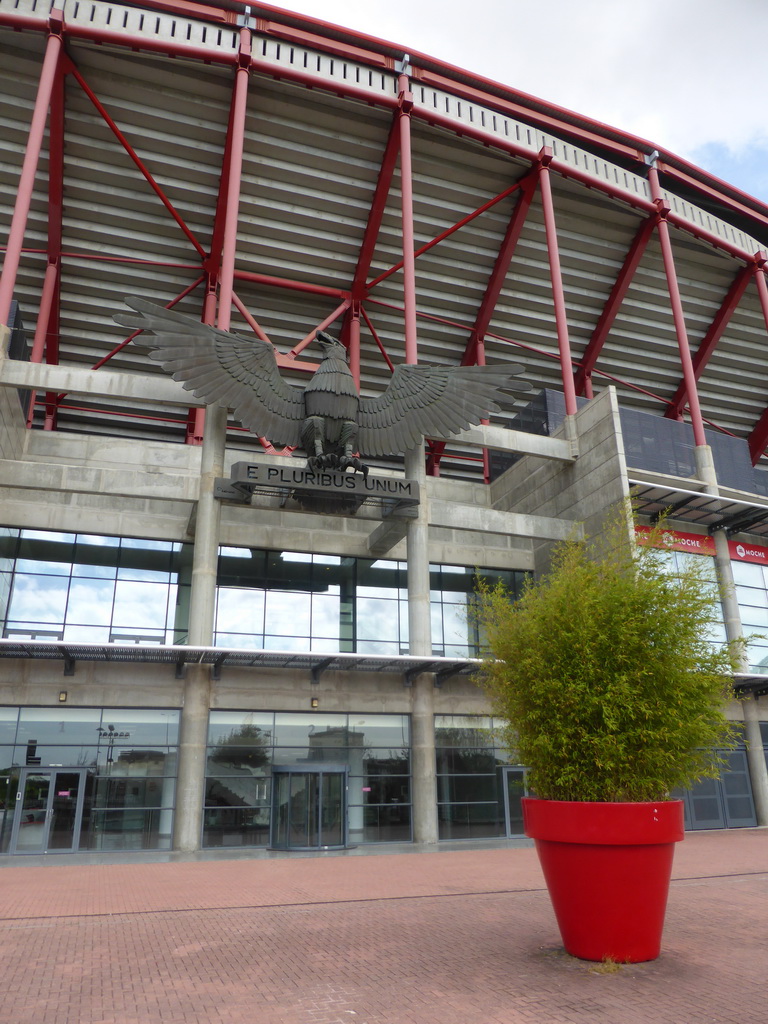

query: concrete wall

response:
[0,326,26,463]
[491,387,629,574]
[1,432,536,570]
[0,658,494,721]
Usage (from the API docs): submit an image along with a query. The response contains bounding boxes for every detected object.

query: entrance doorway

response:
[9,768,88,854]
[501,766,528,836]
[270,766,348,850]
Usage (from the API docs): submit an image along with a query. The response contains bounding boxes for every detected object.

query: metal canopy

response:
[0,638,480,683]
[630,479,768,537]
[733,674,768,697]
[3,0,768,477]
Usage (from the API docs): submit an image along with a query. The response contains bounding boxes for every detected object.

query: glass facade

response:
[730,560,768,671]
[0,528,191,644]
[654,546,728,649]
[435,715,524,840]
[205,711,411,847]
[0,707,179,853]
[215,549,524,656]
[0,528,525,657]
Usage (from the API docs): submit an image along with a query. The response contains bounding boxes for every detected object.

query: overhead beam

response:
[427,174,537,476]
[666,263,755,421]
[430,498,581,542]
[438,424,577,461]
[574,216,655,397]
[0,10,64,324]
[538,149,577,416]
[748,268,768,464]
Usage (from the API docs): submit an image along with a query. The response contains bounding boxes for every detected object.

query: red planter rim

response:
[522,797,685,845]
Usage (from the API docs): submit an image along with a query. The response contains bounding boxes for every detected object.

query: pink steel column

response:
[0,10,64,325]
[348,301,362,388]
[218,29,251,332]
[175,27,252,855]
[538,149,577,416]
[648,166,707,448]
[748,266,768,463]
[397,71,418,364]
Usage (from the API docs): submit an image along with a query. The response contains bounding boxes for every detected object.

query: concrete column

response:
[405,443,439,844]
[173,404,228,852]
[694,445,768,826]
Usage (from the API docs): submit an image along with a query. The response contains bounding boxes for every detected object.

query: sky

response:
[269,0,768,205]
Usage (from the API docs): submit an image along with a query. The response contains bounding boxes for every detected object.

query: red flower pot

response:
[522,797,684,962]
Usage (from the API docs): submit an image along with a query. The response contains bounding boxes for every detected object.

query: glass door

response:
[271,766,347,850]
[501,766,527,836]
[10,769,87,854]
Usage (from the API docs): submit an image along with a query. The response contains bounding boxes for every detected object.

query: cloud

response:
[280,0,768,182]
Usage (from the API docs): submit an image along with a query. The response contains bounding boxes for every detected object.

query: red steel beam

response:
[0,10,63,325]
[288,299,351,357]
[665,263,755,421]
[360,305,395,372]
[65,58,207,260]
[365,293,738,433]
[233,268,348,299]
[538,149,577,416]
[41,57,67,431]
[574,215,656,397]
[748,268,768,464]
[426,174,537,476]
[219,28,251,332]
[367,176,531,292]
[93,277,206,371]
[466,174,538,361]
[398,71,418,364]
[648,166,707,448]
[348,302,362,388]
[27,55,67,430]
[352,118,402,297]
[3,6,767,270]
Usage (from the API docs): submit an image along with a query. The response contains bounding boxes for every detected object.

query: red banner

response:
[636,526,768,565]
[635,525,715,556]
[728,539,768,565]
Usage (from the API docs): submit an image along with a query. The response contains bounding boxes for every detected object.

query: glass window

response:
[731,561,765,587]
[0,529,192,646]
[216,588,265,637]
[0,709,18,744]
[736,585,768,608]
[65,578,115,626]
[347,715,410,748]
[112,581,170,628]
[17,708,102,743]
[265,591,311,637]
[8,574,69,625]
[273,713,347,747]
[97,710,180,746]
[311,592,341,639]
[208,712,274,746]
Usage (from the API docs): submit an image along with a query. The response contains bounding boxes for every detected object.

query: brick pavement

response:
[0,829,766,1024]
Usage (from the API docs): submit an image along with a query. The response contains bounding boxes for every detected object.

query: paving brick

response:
[0,829,765,1023]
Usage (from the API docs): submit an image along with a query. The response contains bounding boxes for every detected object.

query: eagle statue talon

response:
[308,452,368,477]
[338,454,368,477]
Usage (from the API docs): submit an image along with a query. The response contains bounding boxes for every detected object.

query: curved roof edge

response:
[119,0,768,243]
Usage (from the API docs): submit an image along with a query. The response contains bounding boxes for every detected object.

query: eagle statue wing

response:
[357,363,532,457]
[114,298,306,446]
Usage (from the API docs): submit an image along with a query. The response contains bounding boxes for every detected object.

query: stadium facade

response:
[0,0,767,857]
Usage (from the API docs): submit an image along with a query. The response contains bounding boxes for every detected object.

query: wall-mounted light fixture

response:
[310,697,319,709]
[58,691,68,703]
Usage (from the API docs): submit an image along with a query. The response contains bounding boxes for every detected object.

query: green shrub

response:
[477,516,741,802]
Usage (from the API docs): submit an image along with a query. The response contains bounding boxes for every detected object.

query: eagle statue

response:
[115,298,532,474]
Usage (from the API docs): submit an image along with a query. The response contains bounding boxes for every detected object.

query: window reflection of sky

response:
[0,529,523,655]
